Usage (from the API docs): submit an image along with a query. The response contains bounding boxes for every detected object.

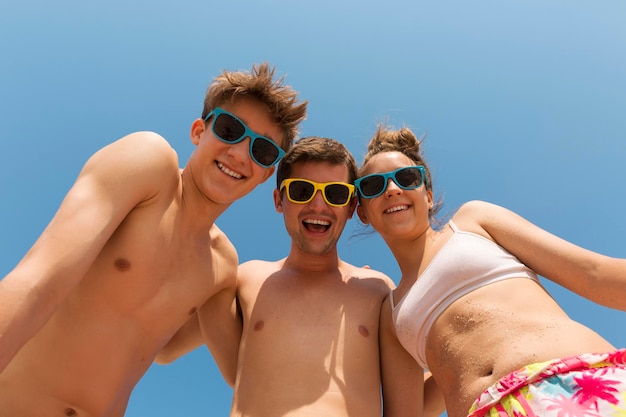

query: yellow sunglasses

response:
[280,178,355,207]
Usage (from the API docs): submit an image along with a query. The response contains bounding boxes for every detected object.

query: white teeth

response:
[385,205,407,214]
[304,219,330,226]
[217,162,242,179]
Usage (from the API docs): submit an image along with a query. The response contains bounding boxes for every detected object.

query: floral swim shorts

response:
[467,349,626,417]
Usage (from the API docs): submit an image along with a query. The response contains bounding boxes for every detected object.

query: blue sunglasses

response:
[355,166,427,198]
[204,107,285,168]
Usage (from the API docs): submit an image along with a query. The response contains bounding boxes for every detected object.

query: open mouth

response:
[303,218,331,233]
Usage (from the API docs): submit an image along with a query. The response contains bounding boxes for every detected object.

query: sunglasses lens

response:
[288,180,315,202]
[396,167,423,188]
[359,175,385,197]
[325,184,351,205]
[251,138,281,167]
[213,113,245,142]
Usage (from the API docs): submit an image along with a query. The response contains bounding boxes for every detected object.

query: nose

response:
[309,189,328,208]
[227,137,251,164]
[384,178,402,196]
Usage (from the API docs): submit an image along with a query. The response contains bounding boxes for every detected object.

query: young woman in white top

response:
[354,124,626,417]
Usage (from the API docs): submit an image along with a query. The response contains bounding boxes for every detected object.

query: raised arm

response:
[458,200,626,310]
[0,132,178,373]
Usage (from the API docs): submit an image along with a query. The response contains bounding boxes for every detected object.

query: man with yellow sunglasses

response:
[231,136,420,416]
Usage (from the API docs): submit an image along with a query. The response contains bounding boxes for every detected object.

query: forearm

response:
[0,277,57,373]
[581,257,626,311]
[202,311,242,387]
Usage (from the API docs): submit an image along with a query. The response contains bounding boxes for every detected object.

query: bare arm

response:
[423,371,446,417]
[379,294,425,417]
[155,314,204,364]
[0,132,178,373]
[457,200,626,310]
[155,289,241,387]
[157,232,242,386]
[198,286,242,387]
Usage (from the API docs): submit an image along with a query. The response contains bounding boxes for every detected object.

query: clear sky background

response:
[1,1,625,416]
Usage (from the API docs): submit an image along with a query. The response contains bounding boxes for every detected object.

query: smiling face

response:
[357,151,433,241]
[187,98,285,206]
[274,161,356,257]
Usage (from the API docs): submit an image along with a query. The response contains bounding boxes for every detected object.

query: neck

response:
[283,245,342,278]
[179,168,231,232]
[383,225,434,278]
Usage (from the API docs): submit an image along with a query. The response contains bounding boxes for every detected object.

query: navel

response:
[188,307,197,315]
[114,258,131,272]
[66,408,77,416]
[254,320,264,331]
[358,325,370,337]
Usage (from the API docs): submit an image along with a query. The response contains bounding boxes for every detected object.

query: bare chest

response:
[239,277,385,369]
[70,205,234,327]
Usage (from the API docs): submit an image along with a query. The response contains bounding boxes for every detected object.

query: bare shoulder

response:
[453,200,498,221]
[97,131,176,161]
[341,262,395,293]
[236,259,285,305]
[81,131,180,203]
[100,132,178,176]
[238,259,284,281]
[451,200,514,239]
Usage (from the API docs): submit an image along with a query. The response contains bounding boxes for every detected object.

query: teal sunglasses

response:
[204,107,285,168]
[355,166,427,198]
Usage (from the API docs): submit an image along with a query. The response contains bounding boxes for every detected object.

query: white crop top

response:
[391,220,539,368]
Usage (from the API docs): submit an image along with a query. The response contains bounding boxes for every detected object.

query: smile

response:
[385,205,408,214]
[303,218,331,232]
[217,162,243,179]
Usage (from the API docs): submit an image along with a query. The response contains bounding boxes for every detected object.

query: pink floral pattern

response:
[467,349,626,417]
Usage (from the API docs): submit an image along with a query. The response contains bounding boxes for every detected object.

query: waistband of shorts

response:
[468,348,626,416]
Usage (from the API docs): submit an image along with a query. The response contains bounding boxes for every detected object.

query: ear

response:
[356,203,368,224]
[273,188,283,213]
[260,166,275,183]
[346,197,357,219]
[426,189,434,210]
[190,118,206,145]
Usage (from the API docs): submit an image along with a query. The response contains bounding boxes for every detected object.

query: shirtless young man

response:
[159,136,423,417]
[0,62,307,417]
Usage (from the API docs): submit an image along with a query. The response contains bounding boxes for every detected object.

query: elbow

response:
[220,365,237,388]
[224,374,236,388]
[216,361,237,388]
[153,350,176,365]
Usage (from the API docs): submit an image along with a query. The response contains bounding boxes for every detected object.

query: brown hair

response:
[360,124,442,220]
[276,136,357,189]
[202,62,308,150]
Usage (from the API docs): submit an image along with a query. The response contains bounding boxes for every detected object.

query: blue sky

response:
[1,1,625,416]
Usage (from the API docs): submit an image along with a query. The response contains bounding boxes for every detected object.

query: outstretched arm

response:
[458,200,626,310]
[0,132,179,373]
